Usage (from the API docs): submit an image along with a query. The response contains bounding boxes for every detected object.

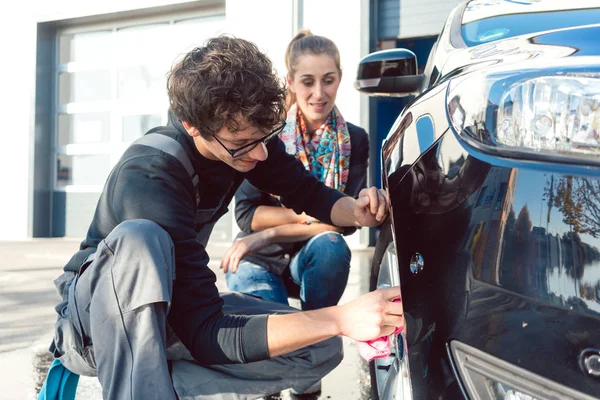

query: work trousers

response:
[53,219,343,400]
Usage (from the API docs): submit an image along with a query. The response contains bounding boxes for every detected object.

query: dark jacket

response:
[58,115,346,366]
[234,122,369,275]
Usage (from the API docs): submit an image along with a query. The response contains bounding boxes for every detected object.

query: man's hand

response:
[266,286,404,357]
[355,187,389,227]
[221,231,272,274]
[336,287,403,341]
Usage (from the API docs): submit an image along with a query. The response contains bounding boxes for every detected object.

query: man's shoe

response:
[261,393,282,400]
[290,380,322,396]
[266,395,281,400]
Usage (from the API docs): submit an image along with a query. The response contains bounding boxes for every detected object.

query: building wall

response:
[379,0,461,39]
[399,0,460,38]
[0,4,37,240]
[0,0,369,241]
[226,0,369,140]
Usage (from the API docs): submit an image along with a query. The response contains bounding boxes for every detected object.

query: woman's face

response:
[287,53,341,131]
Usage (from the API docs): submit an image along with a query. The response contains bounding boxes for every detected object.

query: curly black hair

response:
[167,35,286,139]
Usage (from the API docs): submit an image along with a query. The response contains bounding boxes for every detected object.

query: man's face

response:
[184,119,269,172]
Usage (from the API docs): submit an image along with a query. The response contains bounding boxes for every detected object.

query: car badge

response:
[410,253,424,275]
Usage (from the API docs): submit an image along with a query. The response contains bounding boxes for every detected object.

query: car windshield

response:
[462,8,600,47]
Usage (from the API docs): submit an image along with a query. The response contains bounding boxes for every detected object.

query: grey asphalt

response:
[0,238,374,400]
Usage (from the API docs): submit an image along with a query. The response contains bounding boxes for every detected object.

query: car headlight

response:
[449,341,594,400]
[446,57,600,165]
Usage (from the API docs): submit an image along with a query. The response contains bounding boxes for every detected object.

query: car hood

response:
[439,23,600,82]
[462,0,598,24]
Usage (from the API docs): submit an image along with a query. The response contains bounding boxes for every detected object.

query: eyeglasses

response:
[212,122,286,159]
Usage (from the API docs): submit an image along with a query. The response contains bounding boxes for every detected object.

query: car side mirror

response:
[355,48,425,97]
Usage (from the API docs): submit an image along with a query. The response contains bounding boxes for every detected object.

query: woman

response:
[223,29,369,312]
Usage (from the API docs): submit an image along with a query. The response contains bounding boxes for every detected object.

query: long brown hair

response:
[284,29,341,110]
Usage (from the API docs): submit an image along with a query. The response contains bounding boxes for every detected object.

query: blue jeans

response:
[226,231,352,310]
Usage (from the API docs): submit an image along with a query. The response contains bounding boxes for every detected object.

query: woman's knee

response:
[226,263,268,290]
[305,232,351,267]
[226,262,288,304]
[308,232,350,253]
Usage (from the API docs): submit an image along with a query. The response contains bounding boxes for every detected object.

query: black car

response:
[356,1,600,399]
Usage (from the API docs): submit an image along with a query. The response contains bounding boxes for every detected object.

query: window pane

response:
[115,23,171,65]
[58,113,110,145]
[171,16,225,56]
[122,114,163,141]
[59,30,112,64]
[475,186,487,207]
[59,70,111,104]
[117,65,167,100]
[56,154,111,187]
[494,183,508,211]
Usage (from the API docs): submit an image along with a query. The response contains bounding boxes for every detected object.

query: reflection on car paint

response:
[475,28,510,43]
[470,168,600,314]
[386,126,600,397]
[416,115,436,154]
[361,1,600,397]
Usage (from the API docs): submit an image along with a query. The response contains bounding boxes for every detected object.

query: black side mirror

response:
[355,49,425,97]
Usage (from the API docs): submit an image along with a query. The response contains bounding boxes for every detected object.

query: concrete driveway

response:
[0,239,374,400]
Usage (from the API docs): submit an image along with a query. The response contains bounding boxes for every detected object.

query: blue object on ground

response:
[37,359,79,400]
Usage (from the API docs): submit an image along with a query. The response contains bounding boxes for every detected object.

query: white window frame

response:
[53,8,226,193]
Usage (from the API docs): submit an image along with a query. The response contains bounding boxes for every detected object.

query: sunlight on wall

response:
[0,0,369,241]
[0,6,35,239]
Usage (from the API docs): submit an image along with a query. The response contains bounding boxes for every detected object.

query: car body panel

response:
[375,1,600,397]
[426,2,600,89]
[385,121,600,396]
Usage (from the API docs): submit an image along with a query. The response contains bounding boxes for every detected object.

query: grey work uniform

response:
[51,115,346,400]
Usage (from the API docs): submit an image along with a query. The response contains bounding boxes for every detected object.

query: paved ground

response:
[0,238,374,400]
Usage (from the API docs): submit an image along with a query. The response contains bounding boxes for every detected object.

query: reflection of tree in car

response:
[500,205,600,300]
[580,281,600,302]
[500,205,535,291]
[544,175,600,282]
[545,176,600,238]
[560,231,600,281]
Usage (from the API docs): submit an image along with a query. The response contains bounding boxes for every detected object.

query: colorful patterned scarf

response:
[280,103,351,192]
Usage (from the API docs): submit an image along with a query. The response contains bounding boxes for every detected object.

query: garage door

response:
[52,11,232,243]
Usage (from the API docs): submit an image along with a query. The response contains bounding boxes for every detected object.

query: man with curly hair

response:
[50,36,402,399]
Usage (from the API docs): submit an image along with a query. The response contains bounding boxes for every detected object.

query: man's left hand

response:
[355,187,389,227]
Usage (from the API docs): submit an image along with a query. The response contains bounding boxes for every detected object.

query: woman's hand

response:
[354,187,389,227]
[221,230,273,274]
[221,222,343,274]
